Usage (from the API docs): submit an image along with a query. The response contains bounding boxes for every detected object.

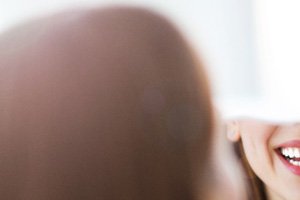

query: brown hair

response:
[0,6,213,200]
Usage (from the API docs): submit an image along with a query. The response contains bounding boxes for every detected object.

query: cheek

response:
[241,133,261,167]
[240,129,263,157]
[240,127,274,180]
[240,123,273,160]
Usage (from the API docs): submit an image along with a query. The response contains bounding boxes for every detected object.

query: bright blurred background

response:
[1,0,300,118]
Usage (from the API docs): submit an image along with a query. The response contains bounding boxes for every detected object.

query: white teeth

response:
[282,148,288,156]
[289,148,295,158]
[295,149,300,158]
[294,148,300,158]
[281,147,300,158]
[289,160,300,166]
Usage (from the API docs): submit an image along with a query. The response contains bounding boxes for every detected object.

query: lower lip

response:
[276,151,300,176]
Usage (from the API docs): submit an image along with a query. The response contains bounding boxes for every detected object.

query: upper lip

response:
[275,140,300,148]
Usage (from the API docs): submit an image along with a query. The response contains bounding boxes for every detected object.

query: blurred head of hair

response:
[0,6,214,200]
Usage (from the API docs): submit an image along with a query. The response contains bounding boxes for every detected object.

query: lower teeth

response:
[288,159,300,166]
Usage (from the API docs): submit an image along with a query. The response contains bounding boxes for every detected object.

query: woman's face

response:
[239,120,300,200]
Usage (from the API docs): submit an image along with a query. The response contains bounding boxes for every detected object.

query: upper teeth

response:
[281,147,300,158]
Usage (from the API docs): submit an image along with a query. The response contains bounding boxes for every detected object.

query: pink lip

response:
[275,140,300,176]
[276,140,300,148]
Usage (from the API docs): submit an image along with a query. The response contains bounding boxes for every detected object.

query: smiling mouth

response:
[276,144,300,175]
[278,147,300,166]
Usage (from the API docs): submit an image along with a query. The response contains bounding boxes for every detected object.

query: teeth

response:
[295,149,300,158]
[289,148,295,158]
[281,147,300,158]
[282,148,288,156]
[289,160,300,166]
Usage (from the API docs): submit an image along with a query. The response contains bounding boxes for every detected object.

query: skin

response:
[210,115,247,200]
[237,119,300,200]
